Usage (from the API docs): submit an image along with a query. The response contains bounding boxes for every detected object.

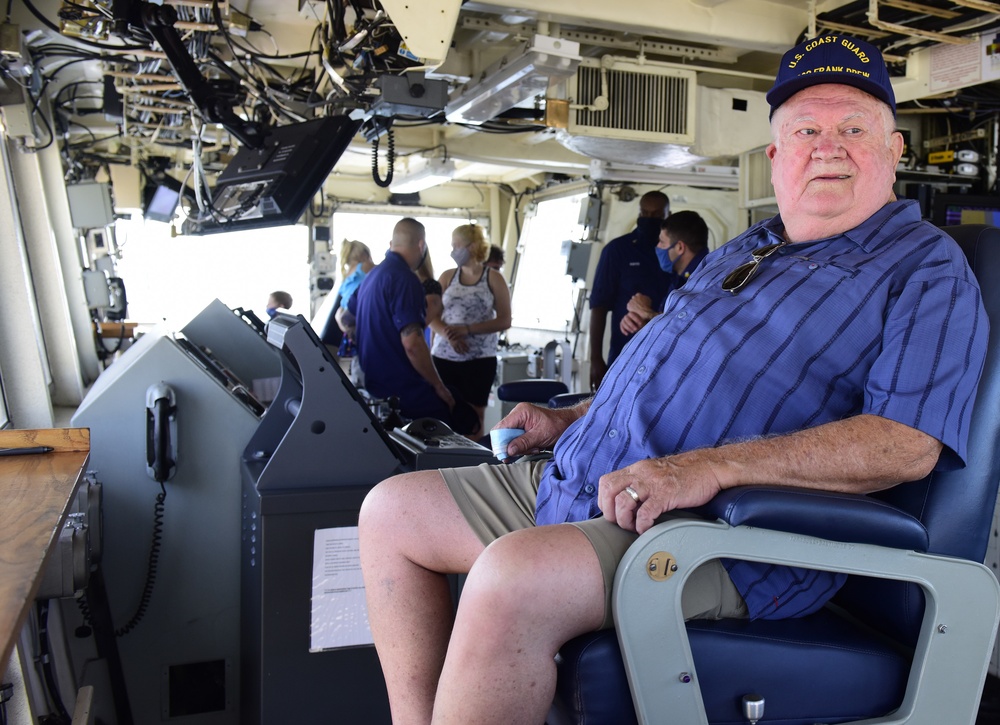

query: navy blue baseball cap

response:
[766,35,896,117]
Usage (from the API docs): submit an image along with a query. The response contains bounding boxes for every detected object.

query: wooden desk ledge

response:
[94,321,138,338]
[0,428,91,673]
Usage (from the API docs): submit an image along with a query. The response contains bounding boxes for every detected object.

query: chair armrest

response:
[612,519,1000,725]
[496,379,568,403]
[693,486,929,552]
[548,392,592,409]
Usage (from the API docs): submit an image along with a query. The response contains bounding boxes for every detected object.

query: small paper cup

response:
[490,427,525,460]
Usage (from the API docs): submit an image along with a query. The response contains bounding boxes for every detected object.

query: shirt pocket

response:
[766,255,858,297]
[769,256,871,330]
[787,255,859,281]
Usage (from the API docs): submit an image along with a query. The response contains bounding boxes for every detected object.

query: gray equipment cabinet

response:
[239,314,406,724]
[68,324,265,725]
[181,298,280,389]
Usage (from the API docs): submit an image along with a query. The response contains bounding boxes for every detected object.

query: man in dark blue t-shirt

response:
[349,218,455,423]
[588,190,671,389]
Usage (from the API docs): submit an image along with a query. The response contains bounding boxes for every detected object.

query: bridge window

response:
[511,194,587,333]
[114,217,312,327]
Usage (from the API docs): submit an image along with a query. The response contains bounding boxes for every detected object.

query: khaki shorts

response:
[440,459,747,629]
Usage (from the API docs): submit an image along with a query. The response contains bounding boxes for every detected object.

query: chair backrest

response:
[872,224,1000,560]
[837,224,1000,641]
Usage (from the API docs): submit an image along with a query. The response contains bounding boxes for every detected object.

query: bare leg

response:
[432,524,605,725]
[359,470,485,725]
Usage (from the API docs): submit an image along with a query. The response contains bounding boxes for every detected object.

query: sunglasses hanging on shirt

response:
[721,240,790,294]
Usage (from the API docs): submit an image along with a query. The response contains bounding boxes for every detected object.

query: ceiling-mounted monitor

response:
[142,170,200,224]
[143,184,181,223]
[183,116,361,236]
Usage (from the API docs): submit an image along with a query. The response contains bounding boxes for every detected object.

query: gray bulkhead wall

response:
[10,133,101,401]
[0,126,100,426]
[0,134,56,428]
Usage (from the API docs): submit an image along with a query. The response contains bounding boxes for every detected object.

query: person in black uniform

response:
[588,190,670,389]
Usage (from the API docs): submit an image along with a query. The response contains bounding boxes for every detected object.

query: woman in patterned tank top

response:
[430,224,512,437]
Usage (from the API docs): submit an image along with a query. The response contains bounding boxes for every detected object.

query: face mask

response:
[451,246,472,267]
[655,244,677,272]
[636,216,662,242]
[266,307,278,319]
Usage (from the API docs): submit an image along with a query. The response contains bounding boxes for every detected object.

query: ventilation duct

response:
[740,146,776,210]
[571,59,697,143]
[556,57,769,169]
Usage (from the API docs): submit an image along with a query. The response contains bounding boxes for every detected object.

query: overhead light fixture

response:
[389,158,456,194]
[445,34,581,124]
[589,160,740,190]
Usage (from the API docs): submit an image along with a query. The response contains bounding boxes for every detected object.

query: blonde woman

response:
[430,224,512,437]
[334,240,374,337]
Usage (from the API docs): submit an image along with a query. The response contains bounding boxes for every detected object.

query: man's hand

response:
[619,311,647,336]
[598,450,724,534]
[589,307,609,391]
[626,293,654,317]
[401,323,455,407]
[434,383,456,410]
[619,294,658,336]
[496,401,589,458]
[590,356,608,391]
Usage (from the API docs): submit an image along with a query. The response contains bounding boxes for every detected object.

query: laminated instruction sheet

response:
[310,526,374,651]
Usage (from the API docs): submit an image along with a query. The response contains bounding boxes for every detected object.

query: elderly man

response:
[358,36,988,725]
[350,217,455,424]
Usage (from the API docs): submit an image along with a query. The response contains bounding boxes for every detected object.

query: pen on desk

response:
[0,446,55,456]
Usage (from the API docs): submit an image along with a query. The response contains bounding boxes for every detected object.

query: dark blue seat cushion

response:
[552,612,910,725]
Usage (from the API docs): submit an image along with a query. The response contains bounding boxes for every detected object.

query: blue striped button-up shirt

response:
[538,200,988,620]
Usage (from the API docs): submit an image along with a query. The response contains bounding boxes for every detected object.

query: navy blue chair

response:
[550,225,1000,725]
[497,379,568,405]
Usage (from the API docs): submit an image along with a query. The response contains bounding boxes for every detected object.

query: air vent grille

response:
[740,146,776,209]
[569,60,696,144]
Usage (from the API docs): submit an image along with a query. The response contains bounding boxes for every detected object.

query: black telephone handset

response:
[120,383,176,637]
[145,383,178,483]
